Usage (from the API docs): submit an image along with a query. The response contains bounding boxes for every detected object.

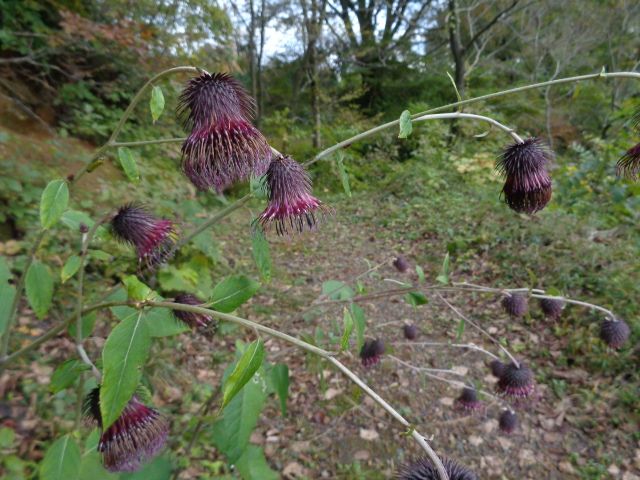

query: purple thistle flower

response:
[258,154,328,235]
[393,255,410,273]
[616,143,640,180]
[172,293,218,337]
[455,387,483,412]
[403,324,418,340]
[497,138,553,213]
[396,457,478,480]
[539,297,565,319]
[489,359,505,378]
[84,388,168,473]
[496,362,535,399]
[360,339,385,367]
[111,204,177,270]
[498,409,518,434]
[501,293,528,318]
[599,318,630,349]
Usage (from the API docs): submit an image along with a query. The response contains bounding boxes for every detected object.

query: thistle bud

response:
[359,339,385,367]
[397,457,478,480]
[403,324,418,340]
[616,143,640,180]
[455,387,483,412]
[539,297,564,319]
[489,359,505,378]
[393,255,410,273]
[172,293,218,337]
[599,318,630,349]
[496,361,535,399]
[498,409,518,434]
[501,293,528,318]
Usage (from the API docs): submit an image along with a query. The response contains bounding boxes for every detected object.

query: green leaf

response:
[0,283,16,336]
[210,275,260,313]
[404,291,428,307]
[149,85,165,123]
[0,427,15,448]
[251,228,271,283]
[446,71,462,102]
[117,147,140,183]
[122,275,155,302]
[40,180,69,229]
[61,255,82,283]
[0,256,11,284]
[340,307,354,351]
[456,318,465,341]
[436,252,450,285]
[221,339,264,410]
[144,307,190,337]
[235,446,279,480]
[67,311,97,339]
[50,359,90,394]
[25,261,53,319]
[350,303,366,351]
[61,210,93,231]
[270,364,289,416]
[100,311,151,428]
[398,110,413,139]
[212,369,268,463]
[250,175,268,200]
[321,280,354,300]
[415,265,425,283]
[40,434,81,480]
[77,430,115,480]
[336,153,352,197]
[122,456,172,480]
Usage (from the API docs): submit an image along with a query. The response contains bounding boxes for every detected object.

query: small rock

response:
[468,435,483,446]
[482,419,498,433]
[283,462,308,479]
[518,449,536,466]
[359,428,379,441]
[324,387,342,400]
[608,465,621,476]
[559,461,575,474]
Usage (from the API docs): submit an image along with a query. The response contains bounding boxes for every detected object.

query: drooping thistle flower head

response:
[178,72,271,192]
[616,143,640,180]
[258,154,328,235]
[360,339,385,367]
[393,255,410,273]
[396,457,478,480]
[501,292,529,318]
[539,297,565,320]
[497,137,553,213]
[111,204,177,270]
[498,409,518,434]
[172,293,218,337]
[489,359,505,378]
[455,387,483,412]
[599,318,630,349]
[403,324,418,340]
[496,361,535,399]
[84,388,168,472]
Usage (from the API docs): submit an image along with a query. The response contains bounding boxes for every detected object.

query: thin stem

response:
[530,294,615,319]
[74,373,85,429]
[76,344,101,379]
[146,300,448,480]
[412,112,523,143]
[111,138,186,148]
[393,341,500,361]
[436,293,520,368]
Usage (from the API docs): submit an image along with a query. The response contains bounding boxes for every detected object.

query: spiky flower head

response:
[393,255,410,273]
[111,204,177,270]
[501,293,529,318]
[258,154,328,235]
[496,361,535,399]
[360,339,385,367]
[403,324,418,340]
[616,143,640,180]
[178,72,271,192]
[455,387,483,412]
[84,388,168,472]
[599,318,630,349]
[489,359,505,378]
[497,137,553,213]
[539,297,565,319]
[498,409,518,434]
[173,293,218,337]
[396,457,478,480]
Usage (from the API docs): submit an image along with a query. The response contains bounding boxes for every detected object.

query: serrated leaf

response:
[251,228,271,283]
[436,252,450,285]
[221,339,264,410]
[122,275,154,302]
[404,291,428,307]
[235,446,279,480]
[40,180,69,229]
[398,110,413,138]
[61,255,82,283]
[336,153,352,197]
[270,363,289,416]
[25,261,53,319]
[321,280,354,300]
[340,307,354,351]
[50,359,90,394]
[350,303,366,351]
[210,275,260,313]
[150,86,165,123]
[40,434,81,480]
[212,369,268,463]
[100,311,151,428]
[117,147,140,183]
